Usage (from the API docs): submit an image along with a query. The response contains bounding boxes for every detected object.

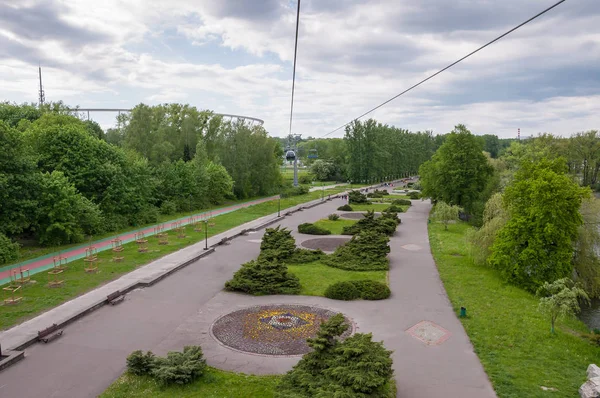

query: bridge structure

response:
[70,108,265,126]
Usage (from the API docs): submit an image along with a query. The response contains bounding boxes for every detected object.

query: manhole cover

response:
[401,244,422,251]
[211,304,352,356]
[406,321,451,346]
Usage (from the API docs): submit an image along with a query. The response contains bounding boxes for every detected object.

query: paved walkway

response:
[0,188,496,398]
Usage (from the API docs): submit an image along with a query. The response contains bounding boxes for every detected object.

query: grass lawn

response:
[101,367,279,398]
[0,188,349,331]
[429,221,600,398]
[288,261,387,296]
[349,203,410,212]
[312,219,357,235]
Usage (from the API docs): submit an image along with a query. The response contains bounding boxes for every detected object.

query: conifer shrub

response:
[225,258,301,295]
[276,314,394,398]
[324,230,390,271]
[328,213,340,221]
[126,350,156,376]
[348,190,368,204]
[260,226,296,260]
[392,198,411,206]
[341,210,397,236]
[151,346,206,386]
[289,248,326,264]
[407,191,421,199]
[383,205,403,213]
[324,281,361,300]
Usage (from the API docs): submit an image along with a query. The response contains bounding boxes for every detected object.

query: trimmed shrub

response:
[289,248,325,264]
[126,350,156,376]
[225,258,301,295]
[384,205,403,213]
[298,223,331,235]
[328,213,340,221]
[276,315,394,398]
[348,190,368,204]
[324,281,361,300]
[324,230,390,271]
[151,346,207,386]
[381,210,401,225]
[352,280,391,300]
[392,198,411,206]
[0,233,20,265]
[337,204,353,211]
[407,191,421,199]
[260,226,296,260]
[282,185,310,197]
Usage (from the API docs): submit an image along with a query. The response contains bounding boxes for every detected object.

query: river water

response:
[579,299,600,330]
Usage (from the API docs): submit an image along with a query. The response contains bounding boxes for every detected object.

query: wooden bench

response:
[219,237,231,245]
[38,324,63,343]
[107,291,124,305]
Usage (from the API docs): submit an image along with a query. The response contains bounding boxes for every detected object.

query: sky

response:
[1,0,599,138]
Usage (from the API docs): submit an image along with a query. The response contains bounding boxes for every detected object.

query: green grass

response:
[101,367,279,398]
[429,221,600,398]
[0,188,348,331]
[288,261,387,296]
[312,219,357,235]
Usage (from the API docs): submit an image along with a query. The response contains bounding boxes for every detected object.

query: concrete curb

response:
[0,349,24,371]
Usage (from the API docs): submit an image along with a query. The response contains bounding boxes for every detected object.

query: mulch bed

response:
[211,304,352,356]
[300,237,351,252]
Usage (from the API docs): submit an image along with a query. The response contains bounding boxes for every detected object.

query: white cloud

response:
[0,0,598,138]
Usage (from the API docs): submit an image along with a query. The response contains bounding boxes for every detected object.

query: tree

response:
[569,130,600,187]
[489,158,589,291]
[573,197,600,297]
[276,314,394,398]
[206,161,233,204]
[419,124,494,214]
[310,159,336,181]
[433,202,461,230]
[537,278,589,334]
[467,193,507,265]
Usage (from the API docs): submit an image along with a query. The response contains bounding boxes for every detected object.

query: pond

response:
[579,298,600,330]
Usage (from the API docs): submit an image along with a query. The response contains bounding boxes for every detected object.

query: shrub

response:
[260,226,296,260]
[381,210,401,225]
[159,200,178,215]
[348,190,368,204]
[341,211,397,236]
[225,258,301,295]
[276,314,394,398]
[324,230,390,271]
[126,350,156,376]
[325,281,362,300]
[0,233,20,265]
[337,204,353,211]
[151,346,207,386]
[407,182,414,188]
[328,213,340,221]
[384,205,403,213]
[299,174,314,184]
[298,223,331,235]
[282,185,309,197]
[352,280,391,300]
[392,198,411,206]
[367,192,384,199]
[407,191,421,200]
[289,248,325,264]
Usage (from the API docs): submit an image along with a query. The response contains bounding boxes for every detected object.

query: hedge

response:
[325,280,390,300]
[298,223,331,235]
[337,204,353,211]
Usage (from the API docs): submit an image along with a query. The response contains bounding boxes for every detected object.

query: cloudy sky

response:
[1,0,599,138]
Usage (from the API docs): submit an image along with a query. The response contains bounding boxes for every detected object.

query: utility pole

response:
[38,66,45,109]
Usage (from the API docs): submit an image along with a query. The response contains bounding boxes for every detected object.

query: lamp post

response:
[321,182,324,201]
[278,194,281,217]
[203,219,209,250]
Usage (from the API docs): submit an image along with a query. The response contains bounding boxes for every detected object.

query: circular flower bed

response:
[301,237,350,252]
[211,304,352,356]
[340,212,382,220]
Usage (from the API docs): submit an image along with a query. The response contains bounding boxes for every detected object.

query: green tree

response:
[206,161,233,204]
[537,278,589,334]
[419,124,494,213]
[467,193,507,265]
[573,197,600,297]
[489,158,589,291]
[433,202,461,230]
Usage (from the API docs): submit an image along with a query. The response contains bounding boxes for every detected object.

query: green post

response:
[459,307,467,318]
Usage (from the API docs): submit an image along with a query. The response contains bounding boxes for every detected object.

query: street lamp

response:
[278,194,281,217]
[203,219,209,250]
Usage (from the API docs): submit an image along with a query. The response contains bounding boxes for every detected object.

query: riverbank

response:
[429,221,600,397]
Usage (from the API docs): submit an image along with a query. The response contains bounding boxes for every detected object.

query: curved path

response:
[0,194,496,398]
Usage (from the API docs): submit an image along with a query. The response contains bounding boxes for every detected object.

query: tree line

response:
[420,125,600,297]
[0,102,283,263]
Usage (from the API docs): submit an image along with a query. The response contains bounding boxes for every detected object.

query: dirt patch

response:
[301,237,351,252]
[339,212,382,220]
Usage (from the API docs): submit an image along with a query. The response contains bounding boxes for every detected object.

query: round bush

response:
[407,191,421,200]
[337,204,353,211]
[353,280,391,300]
[324,281,361,300]
[328,213,340,221]
[0,233,20,265]
[392,198,411,206]
[384,205,403,213]
[298,223,331,235]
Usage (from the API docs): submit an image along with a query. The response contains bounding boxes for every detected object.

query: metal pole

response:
[278,194,281,217]
[321,183,324,201]
[203,220,208,250]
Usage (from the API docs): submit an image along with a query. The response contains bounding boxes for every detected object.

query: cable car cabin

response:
[285,150,296,161]
[308,149,318,159]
